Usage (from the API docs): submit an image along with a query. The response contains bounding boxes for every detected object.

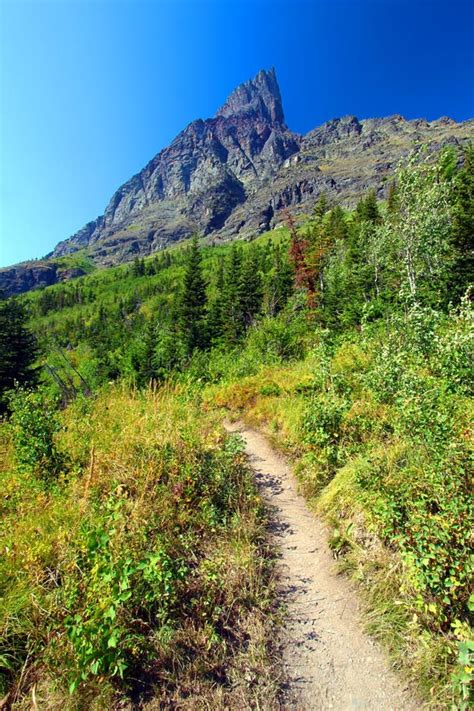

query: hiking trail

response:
[225,421,417,711]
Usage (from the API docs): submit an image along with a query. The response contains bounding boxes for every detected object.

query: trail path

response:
[225,422,417,711]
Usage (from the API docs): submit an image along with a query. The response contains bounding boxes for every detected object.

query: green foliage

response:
[449,144,474,302]
[5,146,472,705]
[179,235,208,353]
[0,297,38,410]
[63,496,186,692]
[244,312,306,363]
[55,251,96,276]
[0,388,273,705]
[8,388,66,482]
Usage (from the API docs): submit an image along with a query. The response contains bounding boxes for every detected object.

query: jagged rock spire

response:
[215,68,285,125]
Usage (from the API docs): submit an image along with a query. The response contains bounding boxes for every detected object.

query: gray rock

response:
[1,68,473,296]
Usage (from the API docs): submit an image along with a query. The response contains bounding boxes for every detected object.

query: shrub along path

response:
[225,421,417,711]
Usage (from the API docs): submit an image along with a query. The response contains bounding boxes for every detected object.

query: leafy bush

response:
[8,388,66,482]
[245,314,306,363]
[0,387,274,707]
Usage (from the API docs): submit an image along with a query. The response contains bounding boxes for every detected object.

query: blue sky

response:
[1,0,473,267]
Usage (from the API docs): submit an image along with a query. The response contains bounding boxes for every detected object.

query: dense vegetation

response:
[1,146,472,708]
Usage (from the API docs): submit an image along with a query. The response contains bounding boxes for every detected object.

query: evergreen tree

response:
[132,257,146,277]
[313,193,329,218]
[238,247,263,329]
[364,190,381,224]
[449,144,474,302]
[267,244,293,315]
[179,235,208,354]
[145,259,156,276]
[327,206,348,241]
[387,181,399,214]
[286,210,314,299]
[0,296,38,410]
[355,190,380,225]
[221,243,243,344]
[306,220,336,311]
[207,257,225,344]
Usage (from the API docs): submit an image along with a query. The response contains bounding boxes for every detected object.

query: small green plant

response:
[8,388,66,482]
[63,496,187,693]
[452,639,474,710]
[260,382,282,397]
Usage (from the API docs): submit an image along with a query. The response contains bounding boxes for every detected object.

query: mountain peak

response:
[215,68,285,125]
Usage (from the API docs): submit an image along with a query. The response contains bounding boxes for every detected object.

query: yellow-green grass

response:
[0,384,279,708]
[203,336,473,708]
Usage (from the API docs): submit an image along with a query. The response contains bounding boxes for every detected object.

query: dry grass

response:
[203,343,472,708]
[1,384,280,709]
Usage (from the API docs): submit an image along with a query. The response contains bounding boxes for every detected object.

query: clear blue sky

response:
[1,0,473,268]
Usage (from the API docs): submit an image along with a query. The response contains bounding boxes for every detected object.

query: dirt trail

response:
[226,422,417,711]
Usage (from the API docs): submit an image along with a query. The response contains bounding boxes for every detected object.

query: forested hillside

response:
[0,146,472,708]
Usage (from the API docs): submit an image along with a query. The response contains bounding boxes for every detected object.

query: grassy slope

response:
[202,311,473,707]
[0,385,279,708]
[6,225,473,707]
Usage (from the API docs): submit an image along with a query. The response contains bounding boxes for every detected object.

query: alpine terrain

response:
[1,68,472,295]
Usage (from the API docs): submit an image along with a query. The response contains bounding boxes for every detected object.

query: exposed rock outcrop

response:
[1,68,472,296]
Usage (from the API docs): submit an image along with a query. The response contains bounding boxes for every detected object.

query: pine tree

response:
[305,220,336,311]
[207,257,225,344]
[355,190,380,225]
[449,144,474,302]
[0,296,38,409]
[363,190,381,224]
[387,181,399,214]
[268,244,293,315]
[131,257,146,277]
[327,206,348,241]
[285,210,313,294]
[238,247,263,330]
[179,235,208,354]
[221,243,243,344]
[313,193,329,218]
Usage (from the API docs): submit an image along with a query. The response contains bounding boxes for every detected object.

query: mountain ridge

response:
[1,68,472,296]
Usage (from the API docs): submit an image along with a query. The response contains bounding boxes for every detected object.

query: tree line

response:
[0,144,472,401]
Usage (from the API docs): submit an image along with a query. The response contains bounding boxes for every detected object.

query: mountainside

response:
[1,68,472,295]
[1,138,473,707]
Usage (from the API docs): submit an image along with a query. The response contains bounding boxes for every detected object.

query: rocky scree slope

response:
[1,68,472,295]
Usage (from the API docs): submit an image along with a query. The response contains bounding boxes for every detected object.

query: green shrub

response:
[8,388,66,482]
[245,314,306,363]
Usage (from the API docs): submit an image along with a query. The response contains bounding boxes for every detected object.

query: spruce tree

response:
[238,247,263,330]
[0,296,38,410]
[207,257,225,344]
[179,235,208,354]
[221,243,243,344]
[327,206,348,241]
[355,190,380,225]
[269,244,293,315]
[132,257,145,277]
[363,190,381,224]
[449,145,474,302]
[387,181,399,214]
[314,193,329,218]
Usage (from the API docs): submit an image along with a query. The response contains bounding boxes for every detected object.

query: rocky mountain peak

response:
[1,68,471,297]
[215,67,285,125]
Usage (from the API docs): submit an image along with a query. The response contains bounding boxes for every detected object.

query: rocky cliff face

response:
[1,68,472,295]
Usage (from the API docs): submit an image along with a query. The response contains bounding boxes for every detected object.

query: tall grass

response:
[204,301,473,707]
[0,384,279,708]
